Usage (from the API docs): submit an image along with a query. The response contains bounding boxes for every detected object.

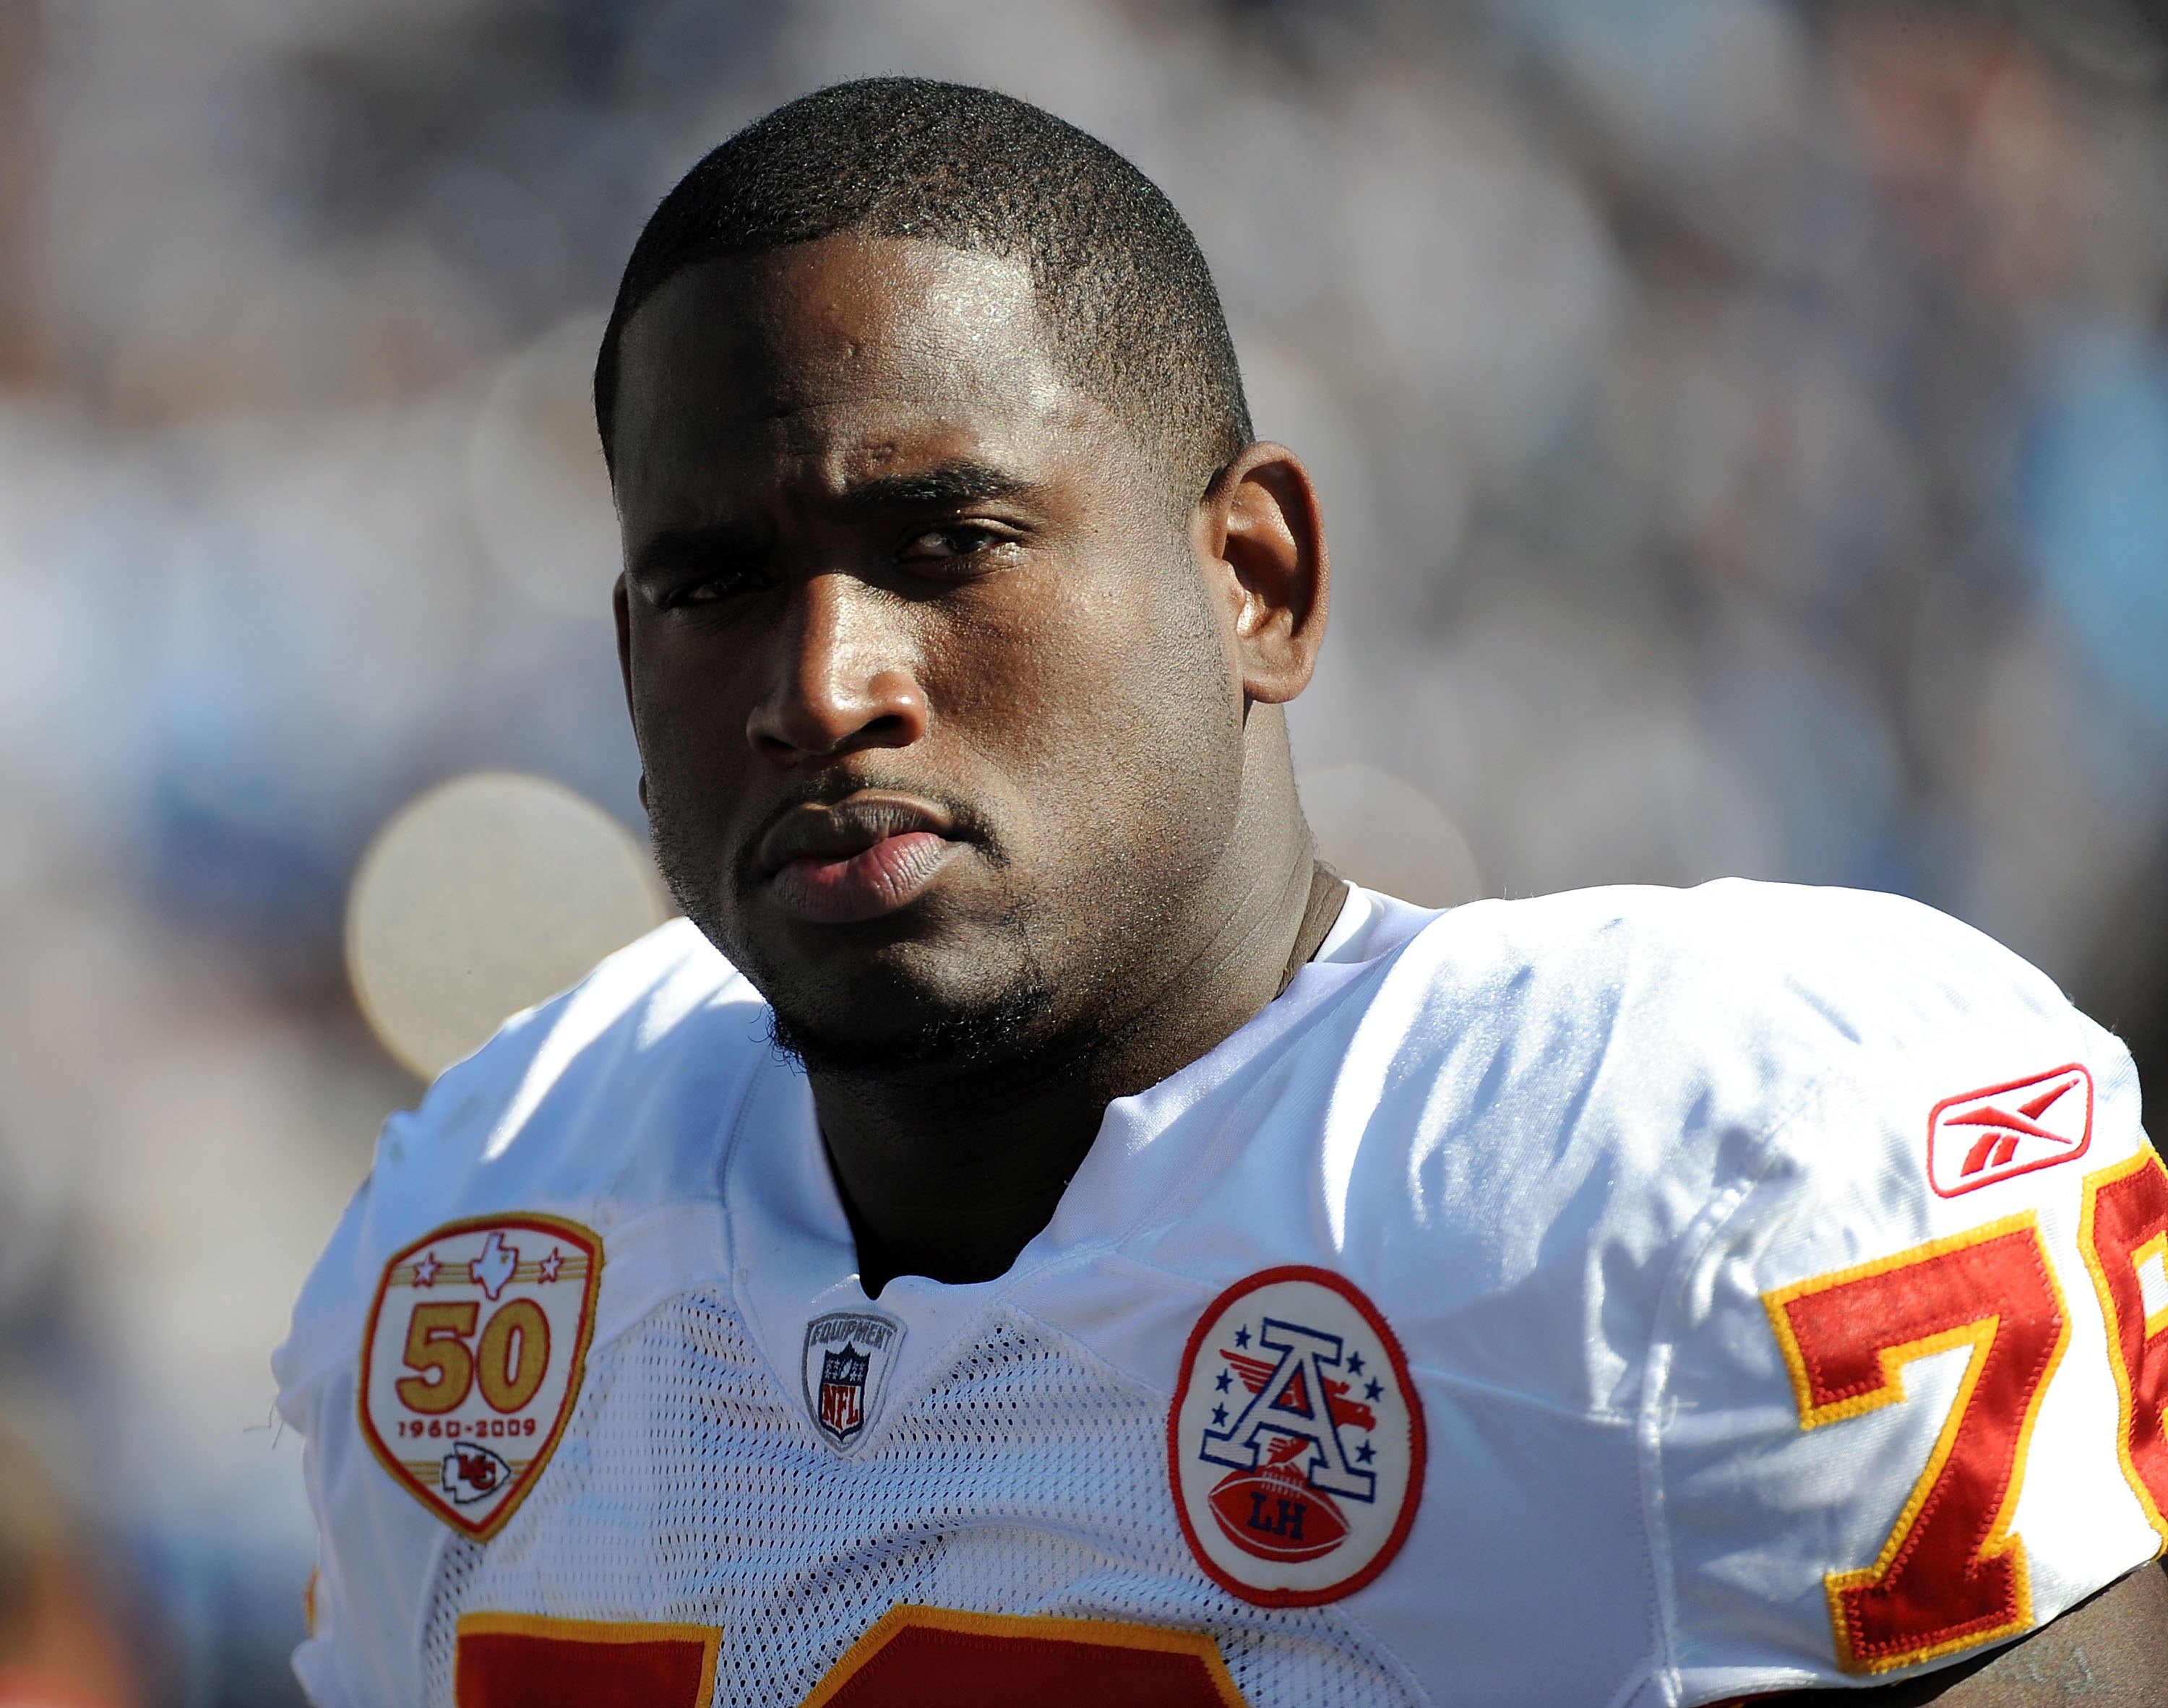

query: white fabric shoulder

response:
[270,918,774,1708]
[1338,875,2137,1412]
[272,918,756,1408]
[1353,878,2156,1701]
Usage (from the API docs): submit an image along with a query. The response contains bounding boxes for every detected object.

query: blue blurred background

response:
[4,0,2168,1700]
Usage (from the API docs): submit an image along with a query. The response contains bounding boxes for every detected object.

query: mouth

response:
[756,793,964,925]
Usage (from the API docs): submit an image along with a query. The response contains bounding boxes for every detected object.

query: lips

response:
[757,795,962,924]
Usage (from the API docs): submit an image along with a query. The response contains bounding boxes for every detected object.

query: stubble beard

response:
[645,782,1060,1080]
[762,959,1057,1079]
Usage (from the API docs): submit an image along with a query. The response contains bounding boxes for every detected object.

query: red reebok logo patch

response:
[1927,1065,2093,1197]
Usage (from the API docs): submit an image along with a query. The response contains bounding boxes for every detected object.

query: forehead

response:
[610,235,1109,521]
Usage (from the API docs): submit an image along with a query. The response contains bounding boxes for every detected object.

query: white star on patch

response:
[412,1252,440,1286]
[538,1247,563,1283]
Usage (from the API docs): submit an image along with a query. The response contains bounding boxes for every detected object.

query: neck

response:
[814,742,1332,1295]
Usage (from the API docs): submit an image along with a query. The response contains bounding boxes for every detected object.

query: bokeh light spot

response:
[345,771,668,1081]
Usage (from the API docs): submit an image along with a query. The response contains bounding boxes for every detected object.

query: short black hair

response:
[593,77,1253,496]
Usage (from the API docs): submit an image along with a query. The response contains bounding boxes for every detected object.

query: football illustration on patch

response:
[358,1214,601,1541]
[801,1308,904,1453]
[1927,1064,2093,1197]
[1168,1267,1424,1605]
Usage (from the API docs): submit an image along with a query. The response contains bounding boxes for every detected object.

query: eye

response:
[658,564,767,608]
[898,524,1007,565]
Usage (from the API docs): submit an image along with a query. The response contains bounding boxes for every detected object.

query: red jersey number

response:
[454,1615,718,1707]
[801,1607,1245,1708]
[2078,1149,2168,1540]
[454,1607,1247,1708]
[1763,1215,2068,1673]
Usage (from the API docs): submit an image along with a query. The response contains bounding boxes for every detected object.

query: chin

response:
[761,966,1057,1079]
[665,840,1063,1074]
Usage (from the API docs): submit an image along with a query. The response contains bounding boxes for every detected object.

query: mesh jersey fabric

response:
[274,879,2166,1707]
[415,1295,1418,1707]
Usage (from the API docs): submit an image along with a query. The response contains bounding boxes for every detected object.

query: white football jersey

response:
[274,879,2168,1707]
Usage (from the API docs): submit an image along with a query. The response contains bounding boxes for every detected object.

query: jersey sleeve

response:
[1640,900,2166,1704]
[267,919,747,1707]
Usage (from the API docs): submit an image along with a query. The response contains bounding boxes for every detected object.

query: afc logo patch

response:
[1167,1267,1424,1605]
[801,1309,904,1453]
[1927,1064,2094,1197]
[358,1213,602,1541]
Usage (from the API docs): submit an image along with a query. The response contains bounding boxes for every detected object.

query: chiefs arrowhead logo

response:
[1927,1065,2094,1197]
[358,1214,602,1540]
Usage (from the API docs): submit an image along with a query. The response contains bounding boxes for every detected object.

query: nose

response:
[746,572,929,765]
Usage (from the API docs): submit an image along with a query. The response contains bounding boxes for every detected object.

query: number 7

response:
[1763,1214,2068,1673]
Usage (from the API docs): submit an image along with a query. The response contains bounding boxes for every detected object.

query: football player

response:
[277,79,2168,1705]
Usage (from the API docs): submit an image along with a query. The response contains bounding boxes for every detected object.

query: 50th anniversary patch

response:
[1168,1267,1425,1606]
[358,1213,602,1540]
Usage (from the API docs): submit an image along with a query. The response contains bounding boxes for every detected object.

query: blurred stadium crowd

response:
[4,0,2168,1699]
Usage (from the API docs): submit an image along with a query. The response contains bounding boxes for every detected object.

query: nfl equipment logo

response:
[819,1344,872,1441]
[801,1309,903,1454]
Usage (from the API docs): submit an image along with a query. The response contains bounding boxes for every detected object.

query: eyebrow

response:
[629,459,1045,582]
[833,459,1043,514]
[629,523,756,585]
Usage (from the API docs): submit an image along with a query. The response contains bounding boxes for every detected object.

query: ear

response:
[613,572,649,814]
[1194,442,1330,705]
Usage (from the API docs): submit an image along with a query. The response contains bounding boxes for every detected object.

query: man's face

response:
[610,235,1248,1073]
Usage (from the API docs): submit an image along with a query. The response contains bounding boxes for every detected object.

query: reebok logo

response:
[1927,1065,2094,1197]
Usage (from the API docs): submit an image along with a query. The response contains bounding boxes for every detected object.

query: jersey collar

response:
[721,886,1437,1439]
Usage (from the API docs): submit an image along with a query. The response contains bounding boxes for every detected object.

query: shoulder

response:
[1309,887,2154,1696]
[367,915,766,1209]
[1391,875,2078,1053]
[1289,880,2136,1401]
[1354,877,2108,1185]
[274,918,773,1404]
[1374,883,2155,1697]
